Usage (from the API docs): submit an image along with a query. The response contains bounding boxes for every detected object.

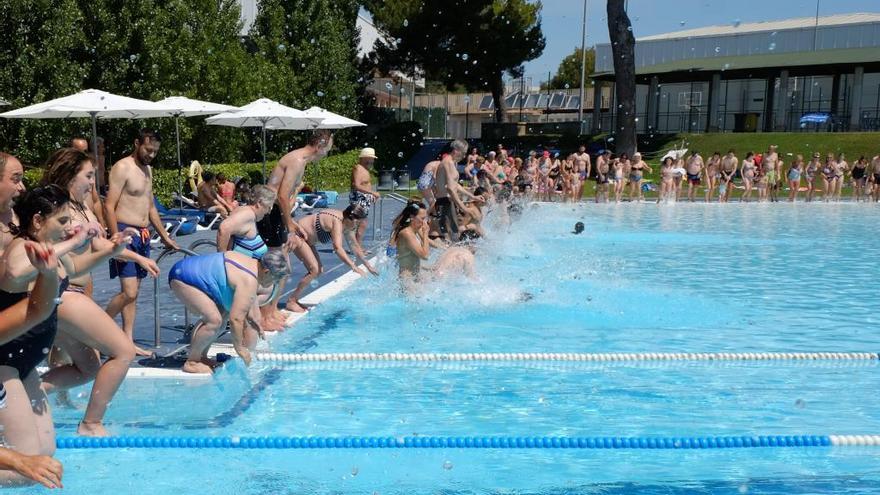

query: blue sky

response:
[523,0,880,83]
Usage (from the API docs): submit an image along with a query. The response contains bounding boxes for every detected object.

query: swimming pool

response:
[46,202,880,493]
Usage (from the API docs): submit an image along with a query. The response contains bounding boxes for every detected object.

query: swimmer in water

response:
[573,222,585,234]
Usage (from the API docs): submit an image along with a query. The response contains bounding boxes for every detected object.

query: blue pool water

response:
[43,203,880,493]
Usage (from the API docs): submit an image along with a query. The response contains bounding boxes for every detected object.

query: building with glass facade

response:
[592,13,880,133]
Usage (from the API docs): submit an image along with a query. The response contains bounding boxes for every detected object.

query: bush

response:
[23,150,362,207]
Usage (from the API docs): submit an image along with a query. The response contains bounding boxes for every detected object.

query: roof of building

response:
[637,13,880,42]
[592,46,880,80]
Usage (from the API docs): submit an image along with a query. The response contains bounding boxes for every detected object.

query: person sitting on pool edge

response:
[168,248,291,373]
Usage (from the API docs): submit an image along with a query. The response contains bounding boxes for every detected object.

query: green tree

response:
[542,47,594,90]
[0,0,90,164]
[366,0,546,123]
[248,0,363,155]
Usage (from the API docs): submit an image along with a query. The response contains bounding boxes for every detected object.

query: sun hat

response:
[359,147,377,159]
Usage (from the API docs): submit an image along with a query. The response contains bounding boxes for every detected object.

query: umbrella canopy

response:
[155,96,240,198]
[301,106,366,129]
[155,96,238,117]
[1,89,175,191]
[0,88,171,119]
[206,98,319,130]
[206,98,323,178]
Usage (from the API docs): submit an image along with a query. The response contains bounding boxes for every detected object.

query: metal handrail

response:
[152,247,198,347]
[188,238,218,251]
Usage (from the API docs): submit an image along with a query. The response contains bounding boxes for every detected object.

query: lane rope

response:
[56,435,880,450]
[253,352,880,363]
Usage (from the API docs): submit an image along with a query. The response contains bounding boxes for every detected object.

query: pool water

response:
[44,202,880,494]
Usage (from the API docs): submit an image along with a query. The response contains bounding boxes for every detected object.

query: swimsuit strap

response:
[224,257,258,279]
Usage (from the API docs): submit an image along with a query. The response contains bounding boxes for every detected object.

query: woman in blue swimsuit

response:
[168,249,290,374]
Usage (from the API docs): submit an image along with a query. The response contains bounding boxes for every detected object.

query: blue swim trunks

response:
[109,222,151,279]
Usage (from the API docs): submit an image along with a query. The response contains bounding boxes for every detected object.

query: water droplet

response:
[564,83,570,89]
[627,26,632,31]
[129,54,137,62]
[309,280,319,288]
[385,82,393,90]
[722,63,731,70]
[317,91,325,97]
[738,483,749,494]
[679,20,686,26]
[397,152,404,158]
[714,46,721,53]
[461,53,469,61]
[732,19,741,27]
[442,460,453,470]
[768,42,776,51]
[770,31,777,37]
[351,467,359,476]
[403,19,409,27]
[634,117,639,122]
[42,347,50,355]
[607,137,615,142]
[310,38,316,44]
[277,44,286,51]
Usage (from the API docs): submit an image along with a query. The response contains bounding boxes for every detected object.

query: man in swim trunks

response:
[104,129,178,356]
[0,152,25,255]
[259,129,334,315]
[719,149,738,203]
[685,150,704,202]
[432,139,475,242]
[595,153,610,203]
[349,147,380,244]
[574,145,592,201]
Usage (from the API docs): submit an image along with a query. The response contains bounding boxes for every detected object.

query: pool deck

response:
[86,195,404,371]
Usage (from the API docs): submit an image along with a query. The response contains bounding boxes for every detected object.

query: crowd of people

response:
[440,143,880,204]
[0,128,877,487]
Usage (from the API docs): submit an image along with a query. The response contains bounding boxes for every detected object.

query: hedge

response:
[24,149,363,207]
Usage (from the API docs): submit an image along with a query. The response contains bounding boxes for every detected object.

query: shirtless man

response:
[104,129,178,356]
[349,148,381,244]
[70,137,107,228]
[705,152,721,202]
[871,155,880,202]
[196,171,233,217]
[763,145,780,203]
[685,151,704,202]
[719,150,738,203]
[595,153,610,203]
[258,129,334,315]
[0,152,26,254]
[432,139,474,242]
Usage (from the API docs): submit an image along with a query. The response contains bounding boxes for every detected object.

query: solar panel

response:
[566,96,581,109]
[550,93,565,108]
[537,94,550,108]
[524,94,540,108]
[478,95,493,110]
[504,93,519,107]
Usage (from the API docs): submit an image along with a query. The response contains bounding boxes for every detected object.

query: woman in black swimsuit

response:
[0,186,95,480]
[851,156,868,202]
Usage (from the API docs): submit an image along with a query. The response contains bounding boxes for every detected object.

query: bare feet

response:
[78,420,109,437]
[285,301,308,313]
[182,360,214,374]
[134,345,154,357]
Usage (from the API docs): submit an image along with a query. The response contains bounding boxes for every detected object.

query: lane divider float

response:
[56,435,880,450]
[253,351,880,363]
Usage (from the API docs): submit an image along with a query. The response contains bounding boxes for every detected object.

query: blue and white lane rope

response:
[253,352,880,363]
[56,435,880,450]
